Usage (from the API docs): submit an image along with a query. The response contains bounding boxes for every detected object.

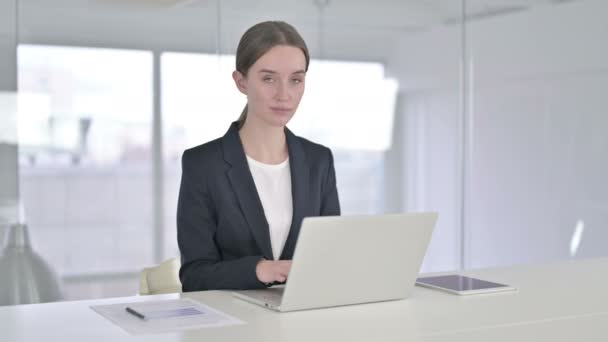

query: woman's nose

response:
[275,81,290,101]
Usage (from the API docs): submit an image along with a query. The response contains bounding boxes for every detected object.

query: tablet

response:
[415,275,517,295]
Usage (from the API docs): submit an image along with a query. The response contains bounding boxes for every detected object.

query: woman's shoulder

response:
[290,134,334,164]
[181,137,223,165]
[296,136,330,153]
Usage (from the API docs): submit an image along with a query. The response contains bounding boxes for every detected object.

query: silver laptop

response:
[233,213,438,312]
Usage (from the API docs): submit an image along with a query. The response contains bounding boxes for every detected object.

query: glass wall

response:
[17,45,154,298]
[392,22,464,272]
[0,92,19,236]
[463,0,608,268]
[13,0,418,300]
[0,0,18,246]
[4,0,606,301]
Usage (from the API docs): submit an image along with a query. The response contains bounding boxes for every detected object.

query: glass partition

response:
[464,0,608,268]
[12,0,604,301]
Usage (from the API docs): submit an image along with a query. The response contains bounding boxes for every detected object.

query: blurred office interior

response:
[0,0,606,301]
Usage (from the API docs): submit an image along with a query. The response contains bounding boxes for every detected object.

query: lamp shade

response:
[0,224,63,305]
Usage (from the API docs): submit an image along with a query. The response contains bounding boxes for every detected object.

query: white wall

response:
[468,72,608,268]
[390,0,608,270]
[466,0,608,266]
[387,21,463,273]
[402,90,463,272]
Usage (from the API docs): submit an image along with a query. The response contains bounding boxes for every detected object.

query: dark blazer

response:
[177,121,341,291]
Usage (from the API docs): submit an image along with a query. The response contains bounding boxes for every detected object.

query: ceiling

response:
[20,0,576,32]
[14,0,578,61]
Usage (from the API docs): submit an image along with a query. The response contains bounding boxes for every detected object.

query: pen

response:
[125,306,146,320]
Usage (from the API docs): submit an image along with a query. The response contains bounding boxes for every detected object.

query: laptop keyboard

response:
[261,288,284,304]
[244,287,285,306]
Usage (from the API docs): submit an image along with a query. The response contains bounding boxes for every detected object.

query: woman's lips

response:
[270,107,292,113]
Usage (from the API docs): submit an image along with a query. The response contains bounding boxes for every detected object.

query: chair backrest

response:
[139,257,182,295]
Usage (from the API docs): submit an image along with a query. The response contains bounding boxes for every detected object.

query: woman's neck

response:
[239,117,288,165]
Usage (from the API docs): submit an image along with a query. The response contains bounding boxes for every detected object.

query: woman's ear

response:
[232,70,247,95]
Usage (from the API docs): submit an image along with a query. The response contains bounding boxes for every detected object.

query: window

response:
[18,45,153,298]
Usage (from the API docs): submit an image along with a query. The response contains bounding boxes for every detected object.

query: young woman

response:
[177,21,340,291]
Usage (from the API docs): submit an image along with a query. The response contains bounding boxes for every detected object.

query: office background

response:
[0,0,606,301]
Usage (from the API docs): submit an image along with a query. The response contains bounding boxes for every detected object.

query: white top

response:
[246,155,293,260]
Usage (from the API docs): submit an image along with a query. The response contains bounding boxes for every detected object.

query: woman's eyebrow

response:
[257,69,306,74]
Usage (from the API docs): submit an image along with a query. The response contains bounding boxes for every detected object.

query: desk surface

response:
[2,257,607,341]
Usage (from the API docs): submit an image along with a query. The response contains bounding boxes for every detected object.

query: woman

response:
[177,21,340,291]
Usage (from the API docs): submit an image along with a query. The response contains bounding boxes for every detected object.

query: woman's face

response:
[234,45,307,128]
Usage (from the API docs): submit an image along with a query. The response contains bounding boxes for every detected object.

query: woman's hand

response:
[256,259,292,284]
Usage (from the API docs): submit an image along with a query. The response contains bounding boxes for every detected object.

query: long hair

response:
[235,21,310,128]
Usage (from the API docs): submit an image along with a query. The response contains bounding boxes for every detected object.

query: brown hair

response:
[235,21,310,128]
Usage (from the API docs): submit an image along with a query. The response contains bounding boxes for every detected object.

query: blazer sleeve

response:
[177,150,267,291]
[320,149,341,216]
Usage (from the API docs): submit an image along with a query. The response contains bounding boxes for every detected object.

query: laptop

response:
[233,213,438,312]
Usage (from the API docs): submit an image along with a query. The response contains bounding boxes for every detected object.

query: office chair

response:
[139,257,182,295]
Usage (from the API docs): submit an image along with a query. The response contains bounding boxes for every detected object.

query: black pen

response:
[125,306,147,320]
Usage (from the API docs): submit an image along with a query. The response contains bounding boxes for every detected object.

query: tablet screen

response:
[416,275,509,291]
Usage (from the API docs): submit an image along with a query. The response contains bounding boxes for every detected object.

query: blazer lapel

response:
[280,127,309,260]
[222,122,273,259]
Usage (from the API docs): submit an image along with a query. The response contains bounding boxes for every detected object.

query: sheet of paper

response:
[91,298,245,335]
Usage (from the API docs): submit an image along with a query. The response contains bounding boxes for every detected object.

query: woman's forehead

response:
[251,45,307,73]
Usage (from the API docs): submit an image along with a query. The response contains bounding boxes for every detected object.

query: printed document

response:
[91,298,244,335]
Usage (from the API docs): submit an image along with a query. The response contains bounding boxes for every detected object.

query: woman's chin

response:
[264,114,294,128]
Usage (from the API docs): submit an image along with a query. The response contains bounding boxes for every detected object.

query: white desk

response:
[1,257,607,341]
